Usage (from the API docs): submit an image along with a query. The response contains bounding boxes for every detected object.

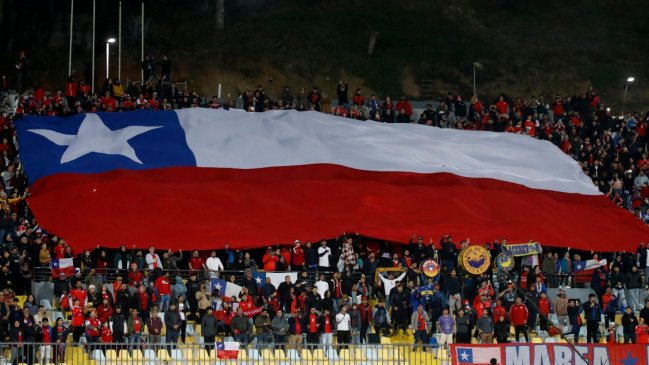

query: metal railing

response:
[0,341,446,364]
[32,266,362,285]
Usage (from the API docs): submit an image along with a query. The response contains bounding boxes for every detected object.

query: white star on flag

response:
[255,276,262,285]
[28,113,161,164]
[214,281,223,291]
[459,350,470,361]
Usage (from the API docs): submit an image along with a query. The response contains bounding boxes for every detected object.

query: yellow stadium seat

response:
[531,337,543,343]
[274,349,286,360]
[118,350,132,361]
[338,349,351,361]
[157,349,171,361]
[300,349,313,360]
[131,349,144,362]
[353,349,366,360]
[105,349,117,360]
[380,336,392,344]
[260,348,274,360]
[312,349,325,360]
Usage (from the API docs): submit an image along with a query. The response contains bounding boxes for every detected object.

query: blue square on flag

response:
[457,348,473,362]
[252,271,266,288]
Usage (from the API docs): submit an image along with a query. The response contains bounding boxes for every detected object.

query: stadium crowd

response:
[0,53,648,363]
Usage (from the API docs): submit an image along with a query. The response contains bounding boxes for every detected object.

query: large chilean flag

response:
[15,108,649,252]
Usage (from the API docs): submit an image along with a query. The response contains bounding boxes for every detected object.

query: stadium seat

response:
[274,349,286,360]
[312,349,325,360]
[186,324,195,335]
[131,349,144,362]
[300,349,312,360]
[143,349,157,360]
[91,349,106,364]
[531,337,543,343]
[338,348,351,361]
[365,347,378,361]
[249,349,262,360]
[118,350,132,361]
[380,336,392,344]
[157,349,172,361]
[260,348,274,360]
[353,348,366,360]
[40,299,53,309]
[105,349,117,360]
[170,348,184,360]
[286,349,300,361]
[545,337,556,343]
[326,348,339,360]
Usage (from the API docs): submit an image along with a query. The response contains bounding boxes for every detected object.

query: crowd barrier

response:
[449,343,649,365]
[0,341,446,365]
[33,265,593,290]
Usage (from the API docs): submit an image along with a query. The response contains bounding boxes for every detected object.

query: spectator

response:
[110,305,126,344]
[271,309,289,350]
[37,317,52,365]
[335,304,351,350]
[437,308,455,346]
[127,309,144,352]
[254,308,272,347]
[206,251,224,276]
[567,299,582,342]
[317,240,332,271]
[583,293,601,343]
[510,297,529,342]
[476,309,495,344]
[622,306,638,343]
[172,276,187,301]
[155,271,171,312]
[304,241,318,272]
[494,315,510,343]
[146,306,163,345]
[455,308,471,344]
[201,307,217,351]
[410,304,429,351]
[164,301,182,345]
[636,317,649,343]
[177,295,189,343]
[319,308,335,354]
[262,247,279,272]
[52,317,69,364]
[231,307,251,346]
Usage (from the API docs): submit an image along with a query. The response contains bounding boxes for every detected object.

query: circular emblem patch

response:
[494,252,515,272]
[422,259,440,278]
[460,245,491,275]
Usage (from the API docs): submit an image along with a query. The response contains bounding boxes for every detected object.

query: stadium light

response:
[106,38,116,79]
[622,76,635,115]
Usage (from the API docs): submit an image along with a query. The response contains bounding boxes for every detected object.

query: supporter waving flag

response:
[15,109,649,252]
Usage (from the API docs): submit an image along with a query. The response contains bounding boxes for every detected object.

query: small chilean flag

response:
[216,341,240,359]
[50,258,75,278]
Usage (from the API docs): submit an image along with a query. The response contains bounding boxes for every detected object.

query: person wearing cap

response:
[288,309,306,351]
[372,298,391,337]
[201,307,218,351]
[292,240,305,271]
[164,301,182,345]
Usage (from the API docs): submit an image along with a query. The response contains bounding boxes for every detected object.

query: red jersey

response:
[496,101,509,114]
[54,244,65,259]
[190,257,204,271]
[71,306,85,327]
[636,324,648,343]
[538,297,550,316]
[292,246,305,266]
[262,254,279,271]
[155,277,171,296]
[85,318,101,337]
[323,316,332,333]
[71,288,87,305]
[128,271,143,287]
[60,294,70,311]
[100,327,113,343]
[41,325,52,343]
[509,304,528,326]
[308,314,318,333]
